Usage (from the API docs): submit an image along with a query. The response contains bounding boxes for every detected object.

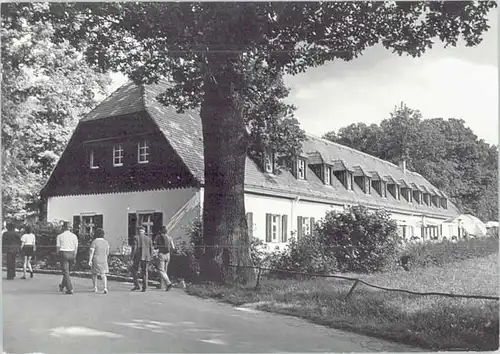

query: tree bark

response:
[199,55,255,284]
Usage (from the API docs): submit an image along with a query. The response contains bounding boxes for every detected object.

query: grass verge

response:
[187,253,499,351]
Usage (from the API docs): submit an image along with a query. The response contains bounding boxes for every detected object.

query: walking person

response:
[56,221,78,295]
[88,228,110,294]
[155,225,175,291]
[130,226,153,292]
[20,225,36,279]
[3,223,21,280]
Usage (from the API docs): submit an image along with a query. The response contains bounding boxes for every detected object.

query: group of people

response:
[3,221,176,295]
[3,223,36,280]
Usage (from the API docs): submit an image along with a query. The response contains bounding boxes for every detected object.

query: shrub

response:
[401,235,499,269]
[250,237,269,267]
[268,232,337,277]
[316,205,400,273]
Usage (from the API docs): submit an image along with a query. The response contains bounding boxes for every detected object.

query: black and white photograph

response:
[1,1,498,353]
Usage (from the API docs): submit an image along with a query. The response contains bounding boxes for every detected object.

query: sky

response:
[108,9,498,146]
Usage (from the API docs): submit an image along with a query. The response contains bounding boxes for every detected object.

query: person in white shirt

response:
[56,221,79,295]
[20,225,36,279]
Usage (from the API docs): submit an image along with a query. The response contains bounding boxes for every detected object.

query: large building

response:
[41,80,460,254]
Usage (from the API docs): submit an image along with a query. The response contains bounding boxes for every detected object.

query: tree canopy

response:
[1,3,110,220]
[7,1,496,283]
[323,103,498,221]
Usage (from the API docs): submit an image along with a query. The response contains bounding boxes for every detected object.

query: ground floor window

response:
[73,214,103,239]
[128,211,163,245]
[266,214,288,243]
[138,213,154,236]
[398,225,407,240]
[82,215,96,238]
[297,216,315,239]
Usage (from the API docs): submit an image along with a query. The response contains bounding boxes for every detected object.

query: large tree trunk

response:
[199,55,255,284]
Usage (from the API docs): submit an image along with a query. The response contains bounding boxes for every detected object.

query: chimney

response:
[399,159,407,173]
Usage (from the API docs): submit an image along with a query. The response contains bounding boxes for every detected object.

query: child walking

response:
[20,225,36,279]
[88,228,110,294]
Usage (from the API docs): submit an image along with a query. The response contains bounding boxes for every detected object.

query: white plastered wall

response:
[47,188,201,253]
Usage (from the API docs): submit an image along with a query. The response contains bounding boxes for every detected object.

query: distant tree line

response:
[322,103,498,221]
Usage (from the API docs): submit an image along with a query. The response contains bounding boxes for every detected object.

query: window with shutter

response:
[73,215,81,236]
[138,213,154,236]
[81,215,96,238]
[265,213,272,242]
[264,151,274,173]
[246,212,254,239]
[297,159,306,180]
[281,215,288,242]
[297,216,303,239]
[271,215,280,242]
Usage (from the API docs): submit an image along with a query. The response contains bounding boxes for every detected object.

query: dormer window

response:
[90,149,99,169]
[324,166,331,185]
[388,183,400,200]
[334,170,353,190]
[440,197,448,209]
[354,176,371,194]
[401,188,412,203]
[297,159,306,180]
[423,193,430,205]
[264,150,275,174]
[138,140,149,164]
[372,179,387,197]
[412,190,421,204]
[431,195,439,207]
[113,144,124,167]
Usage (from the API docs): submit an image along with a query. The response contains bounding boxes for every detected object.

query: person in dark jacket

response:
[130,226,153,292]
[3,223,21,280]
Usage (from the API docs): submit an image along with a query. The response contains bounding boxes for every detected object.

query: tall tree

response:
[19,1,496,283]
[1,3,110,220]
[323,123,383,158]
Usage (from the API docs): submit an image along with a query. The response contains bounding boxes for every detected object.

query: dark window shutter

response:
[297,216,303,239]
[310,217,315,235]
[95,214,103,229]
[128,213,137,246]
[265,213,272,242]
[152,212,163,237]
[73,215,81,236]
[246,212,254,239]
[281,215,288,242]
[291,160,297,178]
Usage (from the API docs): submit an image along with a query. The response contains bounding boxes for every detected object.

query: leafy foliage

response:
[401,235,499,269]
[316,206,400,273]
[1,3,110,220]
[323,103,498,221]
[269,232,338,277]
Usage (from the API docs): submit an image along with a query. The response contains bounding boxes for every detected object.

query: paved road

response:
[3,272,420,353]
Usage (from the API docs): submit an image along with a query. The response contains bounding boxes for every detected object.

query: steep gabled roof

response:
[67,80,459,218]
[143,81,205,182]
[82,82,145,122]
